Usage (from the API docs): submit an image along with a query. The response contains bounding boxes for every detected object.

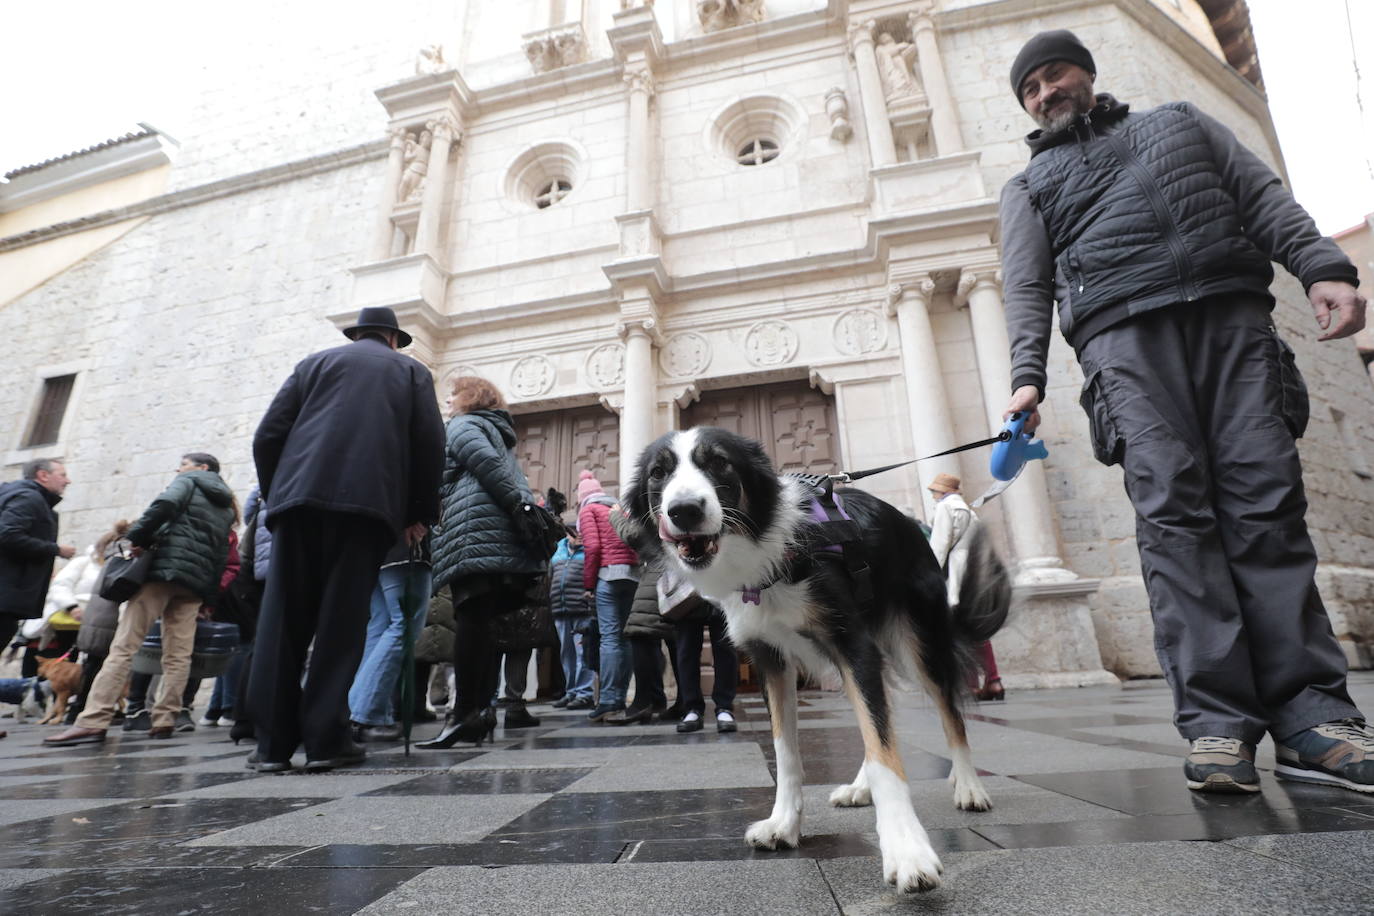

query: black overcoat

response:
[253,338,445,534]
[0,479,61,620]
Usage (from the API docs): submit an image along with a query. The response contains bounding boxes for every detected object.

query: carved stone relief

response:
[660,332,711,378]
[875,31,923,101]
[585,343,626,389]
[524,24,588,74]
[510,355,557,397]
[744,320,798,367]
[697,0,765,33]
[833,308,888,355]
[415,44,446,75]
[397,128,432,204]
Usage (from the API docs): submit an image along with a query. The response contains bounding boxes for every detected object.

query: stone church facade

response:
[4,0,1372,684]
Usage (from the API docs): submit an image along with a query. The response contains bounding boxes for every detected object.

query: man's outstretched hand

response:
[1309,280,1367,342]
[1004,385,1043,434]
[404,522,428,546]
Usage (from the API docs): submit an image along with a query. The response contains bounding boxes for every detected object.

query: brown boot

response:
[974,677,1005,702]
[42,726,106,747]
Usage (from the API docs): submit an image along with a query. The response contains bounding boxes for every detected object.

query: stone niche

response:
[697,0,765,33]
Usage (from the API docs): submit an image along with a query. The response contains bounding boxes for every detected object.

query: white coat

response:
[928,493,974,606]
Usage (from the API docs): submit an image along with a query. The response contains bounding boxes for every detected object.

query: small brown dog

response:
[35,654,83,725]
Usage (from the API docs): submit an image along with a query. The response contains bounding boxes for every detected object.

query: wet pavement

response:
[2,673,1372,914]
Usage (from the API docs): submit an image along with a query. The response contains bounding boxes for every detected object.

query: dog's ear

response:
[616,442,663,560]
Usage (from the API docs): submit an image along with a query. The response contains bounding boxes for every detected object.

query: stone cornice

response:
[0,140,387,253]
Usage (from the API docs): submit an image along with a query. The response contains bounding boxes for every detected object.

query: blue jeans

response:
[207,640,249,717]
[595,579,636,708]
[555,617,594,700]
[348,565,433,726]
[0,678,36,705]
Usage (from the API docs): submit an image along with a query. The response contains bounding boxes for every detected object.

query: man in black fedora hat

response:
[247,306,444,772]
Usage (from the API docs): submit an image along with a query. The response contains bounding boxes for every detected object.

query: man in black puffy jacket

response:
[999,31,1370,796]
[247,306,444,772]
[46,453,236,746]
[0,459,74,651]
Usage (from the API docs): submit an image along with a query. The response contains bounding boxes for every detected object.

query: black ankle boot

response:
[416,708,496,749]
[503,706,540,729]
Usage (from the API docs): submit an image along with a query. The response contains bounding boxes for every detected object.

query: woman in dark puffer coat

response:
[418,377,547,749]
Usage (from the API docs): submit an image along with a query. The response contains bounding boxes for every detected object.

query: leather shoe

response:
[303,742,366,772]
[351,722,401,743]
[503,707,541,729]
[42,726,106,747]
[148,726,174,739]
[256,759,293,773]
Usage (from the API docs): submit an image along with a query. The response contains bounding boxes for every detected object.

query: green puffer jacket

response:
[126,470,236,601]
[431,409,546,592]
[625,564,675,640]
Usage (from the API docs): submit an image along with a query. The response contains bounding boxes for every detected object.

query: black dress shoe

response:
[503,707,541,729]
[303,742,366,772]
[352,723,401,743]
[257,760,293,773]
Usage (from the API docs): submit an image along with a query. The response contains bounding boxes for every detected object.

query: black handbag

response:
[490,575,559,653]
[514,502,564,559]
[98,539,154,603]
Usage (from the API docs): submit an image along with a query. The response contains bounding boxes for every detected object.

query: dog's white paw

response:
[745,816,800,850]
[951,775,992,812]
[879,830,943,893]
[829,783,872,807]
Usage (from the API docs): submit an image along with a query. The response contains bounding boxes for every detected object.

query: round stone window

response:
[708,95,803,168]
[505,141,585,209]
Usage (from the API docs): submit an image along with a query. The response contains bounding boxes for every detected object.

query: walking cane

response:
[398,541,424,757]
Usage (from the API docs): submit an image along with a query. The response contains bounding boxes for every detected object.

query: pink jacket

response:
[579,499,639,590]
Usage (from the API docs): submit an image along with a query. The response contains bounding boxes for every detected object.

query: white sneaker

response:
[198,715,221,727]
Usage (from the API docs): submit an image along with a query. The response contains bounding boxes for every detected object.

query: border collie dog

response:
[619,427,1012,893]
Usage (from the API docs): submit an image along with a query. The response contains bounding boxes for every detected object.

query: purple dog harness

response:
[740,475,868,605]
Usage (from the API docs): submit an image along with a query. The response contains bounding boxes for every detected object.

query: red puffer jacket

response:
[579,498,639,590]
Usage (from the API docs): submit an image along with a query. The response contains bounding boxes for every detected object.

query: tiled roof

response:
[3,128,159,180]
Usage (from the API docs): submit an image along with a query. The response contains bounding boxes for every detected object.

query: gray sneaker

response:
[1275,719,1374,794]
[1184,736,1260,793]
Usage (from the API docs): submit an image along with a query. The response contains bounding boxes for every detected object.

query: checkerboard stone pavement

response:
[0,673,1371,914]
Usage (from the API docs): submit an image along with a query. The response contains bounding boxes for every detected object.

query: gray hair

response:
[22,458,63,480]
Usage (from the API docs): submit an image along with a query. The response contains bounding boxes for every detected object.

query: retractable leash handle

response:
[988,412,1050,482]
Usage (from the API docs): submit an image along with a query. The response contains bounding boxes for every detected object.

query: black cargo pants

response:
[1077,295,1360,743]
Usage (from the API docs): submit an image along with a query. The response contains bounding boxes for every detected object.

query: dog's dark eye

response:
[648,466,666,481]
[707,454,730,474]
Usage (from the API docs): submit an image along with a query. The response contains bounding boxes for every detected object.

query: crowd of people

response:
[2,309,767,760]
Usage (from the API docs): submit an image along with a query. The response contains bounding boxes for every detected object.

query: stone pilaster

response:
[617,317,660,484]
[370,127,408,261]
[414,115,456,258]
[885,276,960,518]
[907,4,963,156]
[848,20,898,168]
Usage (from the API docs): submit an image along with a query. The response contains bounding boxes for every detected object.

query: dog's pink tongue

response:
[658,514,676,542]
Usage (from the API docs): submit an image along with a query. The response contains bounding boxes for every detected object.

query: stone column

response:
[887,278,961,518]
[414,116,456,258]
[960,268,1073,583]
[370,127,408,261]
[618,320,657,485]
[908,6,964,156]
[848,21,898,168]
[624,68,655,212]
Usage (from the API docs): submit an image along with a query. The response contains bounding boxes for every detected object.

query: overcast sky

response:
[2,0,1371,233]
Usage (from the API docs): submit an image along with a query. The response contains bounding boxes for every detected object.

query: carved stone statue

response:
[524,25,588,74]
[415,44,446,75]
[875,32,923,100]
[697,0,765,33]
[397,128,432,203]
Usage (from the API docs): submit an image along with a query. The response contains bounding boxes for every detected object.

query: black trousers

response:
[0,617,20,653]
[675,609,738,715]
[247,509,391,762]
[1078,297,1359,742]
[628,635,680,711]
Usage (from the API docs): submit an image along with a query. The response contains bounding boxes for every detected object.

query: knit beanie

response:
[1009,29,1096,108]
[576,470,604,503]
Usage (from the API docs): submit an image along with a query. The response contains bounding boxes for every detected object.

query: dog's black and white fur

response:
[619,427,1012,893]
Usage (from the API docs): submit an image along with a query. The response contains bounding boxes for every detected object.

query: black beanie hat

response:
[1009,29,1096,108]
